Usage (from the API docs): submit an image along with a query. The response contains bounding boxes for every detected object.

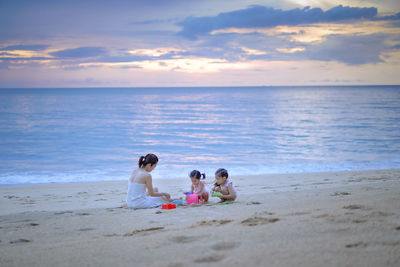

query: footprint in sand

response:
[246,201,261,205]
[331,192,350,196]
[192,220,233,227]
[123,227,164,237]
[193,254,225,263]
[103,233,119,237]
[79,228,94,231]
[76,212,91,216]
[241,216,279,226]
[29,223,39,226]
[287,211,310,216]
[211,241,236,250]
[54,211,73,215]
[10,238,31,244]
[171,235,199,244]
[343,205,365,210]
[352,219,367,224]
[4,195,18,199]
[345,242,367,248]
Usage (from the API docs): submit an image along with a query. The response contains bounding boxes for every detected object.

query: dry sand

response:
[1,169,399,266]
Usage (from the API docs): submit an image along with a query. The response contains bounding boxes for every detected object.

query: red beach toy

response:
[162,203,176,209]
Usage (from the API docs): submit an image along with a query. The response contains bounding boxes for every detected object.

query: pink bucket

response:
[186,194,199,205]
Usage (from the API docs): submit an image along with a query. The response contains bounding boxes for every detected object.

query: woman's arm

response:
[146,175,170,199]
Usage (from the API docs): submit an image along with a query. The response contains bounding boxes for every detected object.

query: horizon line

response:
[1,84,400,89]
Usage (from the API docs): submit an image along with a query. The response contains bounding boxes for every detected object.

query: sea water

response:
[1,86,399,184]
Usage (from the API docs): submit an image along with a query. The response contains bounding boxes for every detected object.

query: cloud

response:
[50,47,106,58]
[0,52,17,56]
[375,12,400,21]
[178,5,381,39]
[302,34,387,65]
[0,57,50,61]
[1,44,49,51]
[131,18,176,25]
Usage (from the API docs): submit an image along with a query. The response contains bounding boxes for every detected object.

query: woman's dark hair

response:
[215,168,228,178]
[189,170,206,180]
[138,153,159,168]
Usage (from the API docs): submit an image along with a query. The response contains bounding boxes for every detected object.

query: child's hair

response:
[138,153,158,168]
[215,168,228,178]
[189,170,206,180]
[214,168,228,186]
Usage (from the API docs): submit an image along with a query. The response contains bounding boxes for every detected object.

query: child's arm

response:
[212,185,221,192]
[190,184,194,194]
[218,183,236,201]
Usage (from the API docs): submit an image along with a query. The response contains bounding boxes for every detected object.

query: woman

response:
[126,153,171,209]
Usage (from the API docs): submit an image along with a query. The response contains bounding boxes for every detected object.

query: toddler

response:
[189,170,209,202]
[212,168,237,203]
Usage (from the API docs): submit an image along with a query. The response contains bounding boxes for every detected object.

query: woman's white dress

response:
[126,181,168,209]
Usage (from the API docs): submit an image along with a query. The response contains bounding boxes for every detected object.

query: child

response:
[189,170,209,203]
[212,168,237,203]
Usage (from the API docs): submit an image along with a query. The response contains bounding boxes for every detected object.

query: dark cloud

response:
[375,12,400,21]
[50,47,106,58]
[1,44,49,51]
[177,5,380,39]
[302,34,387,65]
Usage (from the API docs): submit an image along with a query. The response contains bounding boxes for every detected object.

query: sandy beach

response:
[1,169,399,266]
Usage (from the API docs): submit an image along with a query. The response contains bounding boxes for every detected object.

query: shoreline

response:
[1,168,399,187]
[1,169,399,266]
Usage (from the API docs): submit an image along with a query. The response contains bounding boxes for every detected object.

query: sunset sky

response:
[1,0,400,87]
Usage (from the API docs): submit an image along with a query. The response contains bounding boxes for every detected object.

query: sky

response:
[0,0,400,87]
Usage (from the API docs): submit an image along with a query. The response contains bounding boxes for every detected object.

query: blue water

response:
[1,86,400,184]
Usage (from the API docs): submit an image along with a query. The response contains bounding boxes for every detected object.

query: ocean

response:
[1,86,400,184]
